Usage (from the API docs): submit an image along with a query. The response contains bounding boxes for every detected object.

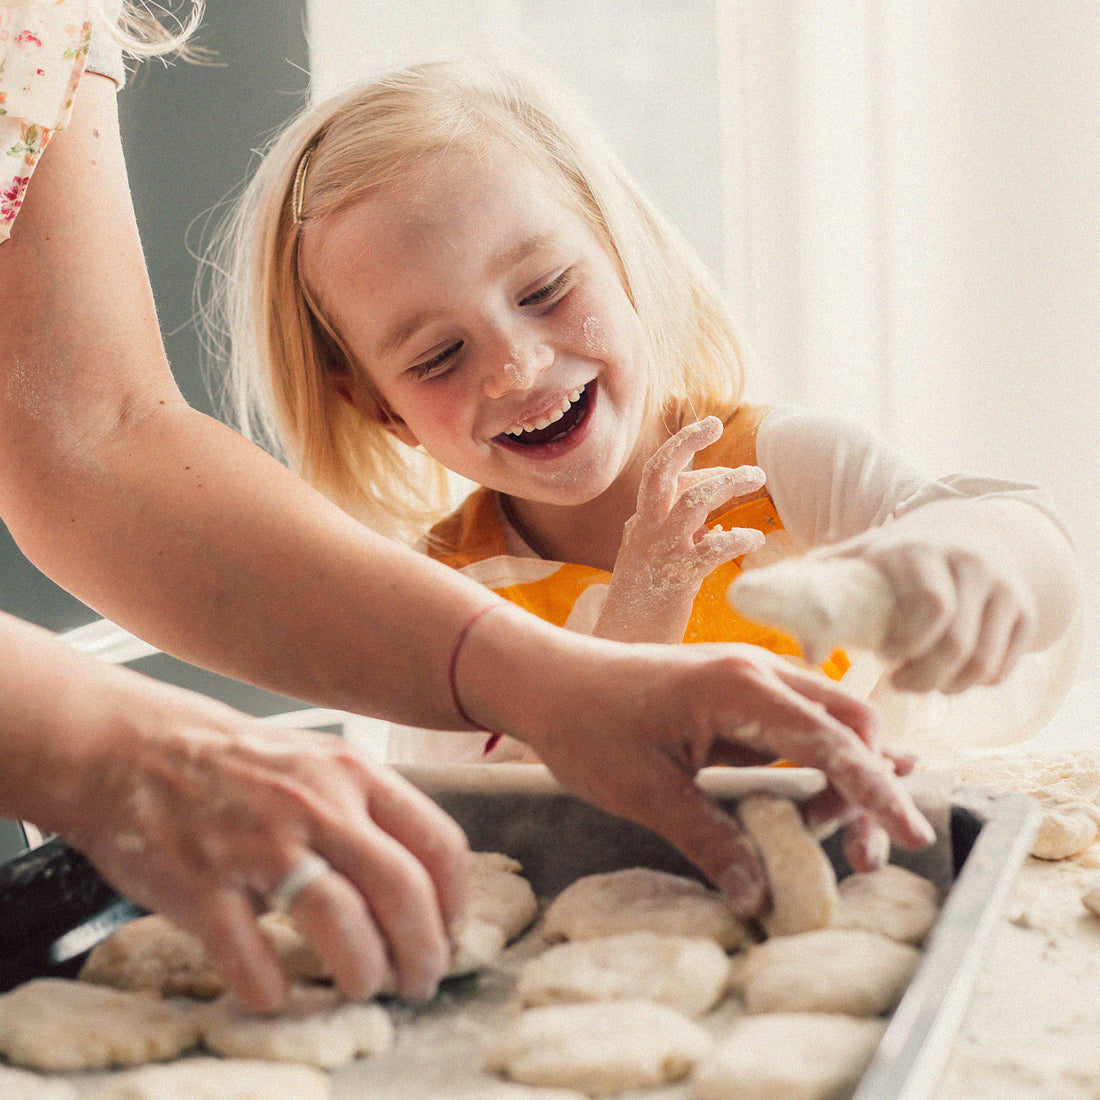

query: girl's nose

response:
[483,341,553,399]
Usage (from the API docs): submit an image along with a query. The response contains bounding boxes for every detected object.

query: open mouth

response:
[495,382,593,449]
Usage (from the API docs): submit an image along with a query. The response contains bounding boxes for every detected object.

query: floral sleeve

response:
[0,1,91,241]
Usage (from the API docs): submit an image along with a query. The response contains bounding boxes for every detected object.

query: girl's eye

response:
[520,271,571,308]
[409,341,462,379]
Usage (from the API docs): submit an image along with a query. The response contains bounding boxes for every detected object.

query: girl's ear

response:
[335,378,421,448]
[379,413,420,449]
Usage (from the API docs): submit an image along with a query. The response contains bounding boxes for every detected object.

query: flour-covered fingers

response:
[638,417,724,511]
[695,525,767,569]
[879,550,956,663]
[841,811,891,872]
[737,697,931,851]
[676,465,766,530]
[622,761,767,917]
[767,661,883,749]
[941,581,1034,693]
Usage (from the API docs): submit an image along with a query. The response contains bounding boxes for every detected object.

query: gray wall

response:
[0,3,313,715]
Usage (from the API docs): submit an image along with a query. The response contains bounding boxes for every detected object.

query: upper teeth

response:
[506,387,584,437]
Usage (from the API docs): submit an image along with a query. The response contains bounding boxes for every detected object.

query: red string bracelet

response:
[447,603,499,730]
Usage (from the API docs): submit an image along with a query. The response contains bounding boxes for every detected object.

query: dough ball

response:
[542,867,753,950]
[737,794,837,936]
[0,1064,78,1100]
[730,558,894,662]
[449,851,539,976]
[81,1057,331,1100]
[516,931,731,1017]
[199,985,393,1069]
[742,929,920,1016]
[0,978,199,1072]
[79,914,223,998]
[1030,795,1100,860]
[690,1012,886,1100]
[833,864,940,945]
[486,999,712,1096]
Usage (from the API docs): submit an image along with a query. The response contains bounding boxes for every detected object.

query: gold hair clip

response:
[291,142,315,225]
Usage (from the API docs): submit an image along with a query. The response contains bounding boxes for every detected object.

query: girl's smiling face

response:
[300,143,653,512]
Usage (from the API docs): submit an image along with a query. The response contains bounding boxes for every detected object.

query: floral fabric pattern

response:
[0,1,91,240]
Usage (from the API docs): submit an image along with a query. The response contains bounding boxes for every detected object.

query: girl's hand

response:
[594,417,766,643]
[817,500,1039,693]
[67,687,469,1012]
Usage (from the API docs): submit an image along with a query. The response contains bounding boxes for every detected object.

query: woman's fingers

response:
[887,554,1035,693]
[316,819,454,1002]
[601,755,768,918]
[186,886,290,1013]
[356,764,470,931]
[715,660,934,852]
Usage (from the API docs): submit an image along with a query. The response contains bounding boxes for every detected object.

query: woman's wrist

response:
[449,601,605,747]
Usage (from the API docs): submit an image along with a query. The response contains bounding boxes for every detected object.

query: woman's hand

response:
[595,417,766,643]
[461,612,936,919]
[62,679,469,1012]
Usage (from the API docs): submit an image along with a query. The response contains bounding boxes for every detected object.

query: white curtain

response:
[306,0,1100,680]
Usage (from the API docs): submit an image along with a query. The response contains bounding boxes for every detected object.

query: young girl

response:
[215,60,1080,762]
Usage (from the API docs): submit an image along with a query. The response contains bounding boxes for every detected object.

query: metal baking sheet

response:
[54,764,1036,1100]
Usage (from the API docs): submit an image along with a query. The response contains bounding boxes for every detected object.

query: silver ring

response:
[268,853,330,913]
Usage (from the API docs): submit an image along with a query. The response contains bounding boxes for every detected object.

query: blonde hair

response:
[98,1,206,59]
[209,60,748,544]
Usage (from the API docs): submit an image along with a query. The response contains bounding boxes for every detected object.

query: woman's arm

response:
[0,74,493,728]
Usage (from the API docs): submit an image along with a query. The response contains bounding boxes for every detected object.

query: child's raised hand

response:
[808,499,1040,694]
[594,417,766,643]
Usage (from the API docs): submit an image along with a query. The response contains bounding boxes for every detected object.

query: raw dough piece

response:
[0,1064,77,1100]
[542,867,753,950]
[516,931,731,1016]
[199,984,393,1069]
[79,911,329,998]
[1029,794,1100,860]
[833,864,940,945]
[80,914,223,998]
[0,978,199,1072]
[956,750,1100,860]
[82,1057,331,1100]
[737,794,837,936]
[486,999,712,1096]
[742,929,921,1016]
[450,851,539,975]
[690,1012,886,1100]
[729,558,894,663]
